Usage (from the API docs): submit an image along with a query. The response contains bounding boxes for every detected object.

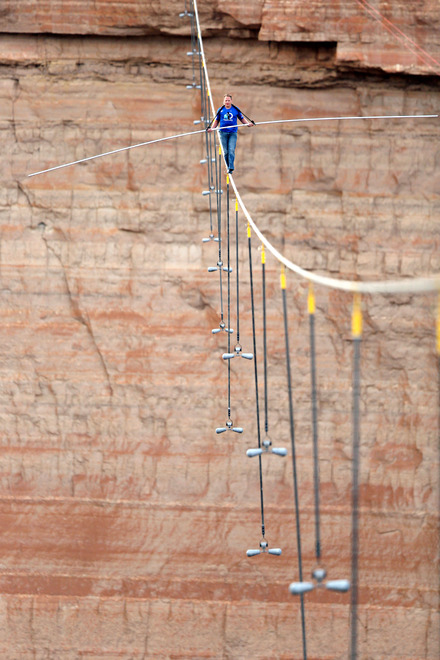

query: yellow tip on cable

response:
[261,244,266,265]
[219,146,222,155]
[235,200,238,212]
[247,222,251,239]
[308,283,315,315]
[352,293,363,338]
[226,174,229,184]
[437,293,440,355]
[281,265,286,290]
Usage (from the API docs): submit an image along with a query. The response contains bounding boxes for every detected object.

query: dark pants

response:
[219,131,238,171]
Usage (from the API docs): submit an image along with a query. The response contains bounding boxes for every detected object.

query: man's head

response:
[224,94,232,108]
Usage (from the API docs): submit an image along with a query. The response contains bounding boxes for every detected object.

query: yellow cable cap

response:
[247,222,251,238]
[308,284,315,315]
[261,244,266,265]
[235,200,238,212]
[281,265,286,290]
[226,174,229,184]
[352,293,363,338]
[437,292,440,355]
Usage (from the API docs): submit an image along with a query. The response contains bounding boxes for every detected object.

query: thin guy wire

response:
[355,0,440,72]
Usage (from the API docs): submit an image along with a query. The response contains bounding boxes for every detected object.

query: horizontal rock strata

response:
[0,3,439,659]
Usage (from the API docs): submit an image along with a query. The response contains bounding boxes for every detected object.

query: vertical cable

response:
[308,283,321,562]
[227,174,231,419]
[281,266,307,660]
[262,244,269,435]
[248,223,265,538]
[189,6,197,85]
[350,293,362,660]
[436,293,440,621]
[216,146,224,324]
[235,200,240,345]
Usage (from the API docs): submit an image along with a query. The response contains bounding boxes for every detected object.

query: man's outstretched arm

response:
[207,118,219,132]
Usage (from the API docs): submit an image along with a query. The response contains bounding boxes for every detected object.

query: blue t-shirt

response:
[216,105,244,133]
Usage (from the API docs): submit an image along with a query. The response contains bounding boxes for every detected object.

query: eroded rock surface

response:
[0,2,439,658]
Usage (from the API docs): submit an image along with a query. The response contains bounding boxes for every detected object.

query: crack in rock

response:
[40,227,114,397]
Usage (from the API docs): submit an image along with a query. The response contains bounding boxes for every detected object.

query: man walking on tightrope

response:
[207,93,253,173]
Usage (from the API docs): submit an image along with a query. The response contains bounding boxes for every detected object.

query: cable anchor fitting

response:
[246,436,287,458]
[247,539,282,557]
[289,567,350,595]
[202,233,220,243]
[216,418,243,434]
[212,320,234,335]
[222,342,253,361]
[208,260,232,274]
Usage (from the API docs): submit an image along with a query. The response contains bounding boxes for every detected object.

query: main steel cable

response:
[281,266,307,660]
[189,9,440,298]
[248,223,266,538]
[193,0,215,116]
[229,172,440,295]
[27,114,437,179]
[27,0,439,296]
[308,284,321,562]
[28,117,440,294]
[350,294,363,660]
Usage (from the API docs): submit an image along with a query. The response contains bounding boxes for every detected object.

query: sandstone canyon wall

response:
[0,1,439,658]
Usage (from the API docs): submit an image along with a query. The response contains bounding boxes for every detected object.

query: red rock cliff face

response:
[1,1,439,658]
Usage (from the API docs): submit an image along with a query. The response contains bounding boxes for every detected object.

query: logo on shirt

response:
[224,112,234,121]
